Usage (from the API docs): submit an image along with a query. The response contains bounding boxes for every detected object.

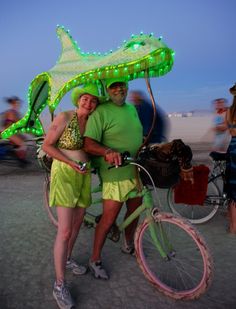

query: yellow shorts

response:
[102,178,143,202]
[50,159,91,208]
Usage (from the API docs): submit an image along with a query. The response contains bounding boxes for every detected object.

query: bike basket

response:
[140,158,180,189]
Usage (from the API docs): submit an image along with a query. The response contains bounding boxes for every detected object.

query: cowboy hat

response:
[71,83,105,106]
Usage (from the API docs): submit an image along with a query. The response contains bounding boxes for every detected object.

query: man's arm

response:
[84,137,122,166]
[84,137,108,156]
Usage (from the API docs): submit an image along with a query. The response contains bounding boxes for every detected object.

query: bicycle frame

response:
[87,160,173,260]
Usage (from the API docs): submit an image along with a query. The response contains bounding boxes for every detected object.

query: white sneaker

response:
[88,260,109,280]
[53,281,75,309]
[66,259,87,275]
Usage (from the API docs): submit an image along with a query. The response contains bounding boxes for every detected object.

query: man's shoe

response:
[66,259,87,275]
[89,260,109,280]
[121,244,135,256]
[121,236,135,256]
[53,281,75,309]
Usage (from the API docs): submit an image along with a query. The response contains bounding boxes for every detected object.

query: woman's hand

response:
[69,160,87,174]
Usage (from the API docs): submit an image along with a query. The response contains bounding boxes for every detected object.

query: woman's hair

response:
[229,84,236,123]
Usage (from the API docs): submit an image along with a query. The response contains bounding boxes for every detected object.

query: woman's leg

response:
[67,207,85,260]
[54,206,73,284]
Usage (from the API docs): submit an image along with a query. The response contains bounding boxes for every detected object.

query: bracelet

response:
[104,148,113,157]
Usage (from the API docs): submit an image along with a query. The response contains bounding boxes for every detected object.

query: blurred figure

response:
[1,96,28,163]
[212,98,229,152]
[225,84,236,233]
[129,90,169,144]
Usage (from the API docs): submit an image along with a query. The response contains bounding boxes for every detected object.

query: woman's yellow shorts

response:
[49,159,91,208]
[102,178,143,202]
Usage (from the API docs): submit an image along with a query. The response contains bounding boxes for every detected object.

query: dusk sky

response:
[0,0,235,114]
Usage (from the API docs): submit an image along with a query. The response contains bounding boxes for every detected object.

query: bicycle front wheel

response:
[167,180,220,224]
[135,213,213,300]
[44,175,58,227]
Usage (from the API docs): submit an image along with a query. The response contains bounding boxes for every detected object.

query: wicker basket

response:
[140,158,180,189]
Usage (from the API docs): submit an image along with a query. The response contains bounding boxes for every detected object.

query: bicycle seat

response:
[209,151,228,161]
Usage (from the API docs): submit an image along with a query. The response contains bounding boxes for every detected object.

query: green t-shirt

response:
[84,101,143,182]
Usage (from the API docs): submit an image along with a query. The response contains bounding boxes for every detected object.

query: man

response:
[129,90,169,144]
[84,77,143,279]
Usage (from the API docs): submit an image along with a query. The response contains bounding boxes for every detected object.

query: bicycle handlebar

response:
[108,151,132,170]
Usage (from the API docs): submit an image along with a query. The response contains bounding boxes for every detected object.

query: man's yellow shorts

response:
[102,178,143,202]
[50,159,91,208]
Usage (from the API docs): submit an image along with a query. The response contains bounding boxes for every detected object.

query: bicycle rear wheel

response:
[167,180,220,224]
[135,212,213,300]
[44,175,58,227]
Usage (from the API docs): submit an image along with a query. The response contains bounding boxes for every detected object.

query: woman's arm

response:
[42,112,69,161]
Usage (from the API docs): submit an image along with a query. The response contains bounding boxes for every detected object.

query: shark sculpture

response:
[1,26,174,138]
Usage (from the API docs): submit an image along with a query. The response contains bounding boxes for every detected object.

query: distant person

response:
[212,98,229,152]
[2,96,28,163]
[129,90,169,144]
[42,84,101,308]
[225,84,236,234]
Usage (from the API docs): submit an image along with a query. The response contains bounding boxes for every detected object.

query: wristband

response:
[104,148,113,157]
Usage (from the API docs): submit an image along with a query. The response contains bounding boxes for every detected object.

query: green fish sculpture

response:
[1,25,174,138]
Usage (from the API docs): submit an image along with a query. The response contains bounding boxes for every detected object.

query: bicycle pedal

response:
[84,220,94,228]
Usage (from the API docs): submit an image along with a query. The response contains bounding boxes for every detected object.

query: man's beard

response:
[111,93,126,105]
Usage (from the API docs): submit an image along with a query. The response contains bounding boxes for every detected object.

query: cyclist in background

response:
[2,96,28,163]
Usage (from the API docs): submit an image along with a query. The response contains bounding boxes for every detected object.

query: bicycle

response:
[0,137,37,175]
[167,151,228,224]
[39,146,213,300]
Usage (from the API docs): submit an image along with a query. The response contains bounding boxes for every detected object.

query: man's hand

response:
[104,149,122,166]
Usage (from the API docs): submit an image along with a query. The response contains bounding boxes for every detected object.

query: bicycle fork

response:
[143,191,176,261]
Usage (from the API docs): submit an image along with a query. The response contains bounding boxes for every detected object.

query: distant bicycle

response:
[38,143,213,300]
[167,151,228,224]
[0,138,35,175]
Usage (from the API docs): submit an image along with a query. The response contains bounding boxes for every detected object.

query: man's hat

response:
[71,83,105,106]
[105,77,128,88]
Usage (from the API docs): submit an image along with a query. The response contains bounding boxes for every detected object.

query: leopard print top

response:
[57,112,83,150]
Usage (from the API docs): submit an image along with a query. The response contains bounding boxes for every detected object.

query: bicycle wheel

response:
[44,175,58,227]
[135,212,213,300]
[167,180,220,224]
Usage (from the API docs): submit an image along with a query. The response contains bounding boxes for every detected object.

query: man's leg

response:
[124,196,143,247]
[91,199,122,262]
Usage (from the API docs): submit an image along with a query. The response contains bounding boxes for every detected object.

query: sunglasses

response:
[109,82,127,90]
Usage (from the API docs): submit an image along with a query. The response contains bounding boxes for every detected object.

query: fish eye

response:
[124,41,145,51]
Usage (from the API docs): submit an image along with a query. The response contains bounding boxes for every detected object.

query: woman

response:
[225,83,236,234]
[42,83,102,308]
